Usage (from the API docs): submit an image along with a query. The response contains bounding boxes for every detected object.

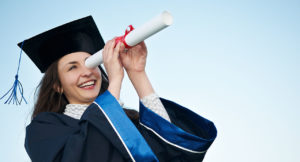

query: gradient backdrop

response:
[0,0,299,161]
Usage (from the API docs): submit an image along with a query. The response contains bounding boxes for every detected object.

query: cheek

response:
[60,73,78,90]
[93,69,102,81]
[93,69,102,90]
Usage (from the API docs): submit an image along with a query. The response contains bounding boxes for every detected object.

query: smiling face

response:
[57,52,102,105]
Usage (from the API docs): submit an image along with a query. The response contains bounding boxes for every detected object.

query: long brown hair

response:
[33,59,138,123]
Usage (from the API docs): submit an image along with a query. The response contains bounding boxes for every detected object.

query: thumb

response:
[119,43,127,53]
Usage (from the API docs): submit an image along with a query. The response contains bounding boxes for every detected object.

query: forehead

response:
[58,52,91,65]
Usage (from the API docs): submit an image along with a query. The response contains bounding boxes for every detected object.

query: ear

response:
[53,84,63,94]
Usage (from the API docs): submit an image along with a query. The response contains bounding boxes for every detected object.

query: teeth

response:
[79,81,95,88]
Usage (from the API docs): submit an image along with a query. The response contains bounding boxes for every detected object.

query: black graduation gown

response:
[25,91,217,162]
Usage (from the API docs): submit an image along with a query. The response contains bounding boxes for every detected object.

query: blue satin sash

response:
[94,91,158,162]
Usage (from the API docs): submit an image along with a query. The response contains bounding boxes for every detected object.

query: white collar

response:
[64,104,89,120]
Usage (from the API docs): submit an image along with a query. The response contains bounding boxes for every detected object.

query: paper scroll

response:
[85,11,173,68]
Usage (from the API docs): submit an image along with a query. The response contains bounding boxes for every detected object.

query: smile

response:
[78,80,96,89]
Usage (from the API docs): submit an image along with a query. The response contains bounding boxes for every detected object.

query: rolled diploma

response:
[85,11,173,68]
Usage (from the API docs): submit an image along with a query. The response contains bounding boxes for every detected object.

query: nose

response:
[81,66,93,77]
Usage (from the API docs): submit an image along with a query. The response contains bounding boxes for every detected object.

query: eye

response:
[68,65,77,71]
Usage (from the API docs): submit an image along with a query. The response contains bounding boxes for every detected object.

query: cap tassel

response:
[0,41,27,105]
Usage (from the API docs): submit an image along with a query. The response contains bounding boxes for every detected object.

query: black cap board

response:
[17,16,105,73]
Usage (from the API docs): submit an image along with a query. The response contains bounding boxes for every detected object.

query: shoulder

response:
[25,112,81,142]
[28,111,79,129]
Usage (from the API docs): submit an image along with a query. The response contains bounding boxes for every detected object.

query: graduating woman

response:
[20,16,217,162]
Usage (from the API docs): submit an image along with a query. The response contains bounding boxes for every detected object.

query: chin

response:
[82,93,98,100]
[76,87,100,103]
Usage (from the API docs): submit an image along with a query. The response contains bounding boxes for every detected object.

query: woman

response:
[22,16,217,162]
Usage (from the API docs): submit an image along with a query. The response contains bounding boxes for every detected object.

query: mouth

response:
[78,80,96,89]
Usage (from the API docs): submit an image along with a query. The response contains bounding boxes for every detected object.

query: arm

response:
[119,42,170,122]
[119,41,152,98]
[102,39,124,99]
[138,98,217,161]
[127,70,154,99]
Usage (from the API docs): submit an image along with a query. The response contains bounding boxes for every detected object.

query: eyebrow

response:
[63,61,78,69]
[66,61,78,66]
[68,61,78,65]
[63,56,90,69]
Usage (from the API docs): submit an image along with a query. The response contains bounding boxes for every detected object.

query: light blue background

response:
[0,0,299,161]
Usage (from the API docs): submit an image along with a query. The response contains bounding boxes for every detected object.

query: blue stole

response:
[94,91,158,162]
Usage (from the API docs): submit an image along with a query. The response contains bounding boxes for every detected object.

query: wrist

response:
[107,80,122,100]
[127,71,155,99]
[108,75,123,84]
[126,70,146,78]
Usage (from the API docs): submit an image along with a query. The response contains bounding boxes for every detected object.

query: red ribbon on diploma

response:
[115,25,135,48]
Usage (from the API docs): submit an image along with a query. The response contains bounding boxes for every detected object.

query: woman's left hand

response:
[119,42,155,99]
[102,38,124,99]
[119,41,147,73]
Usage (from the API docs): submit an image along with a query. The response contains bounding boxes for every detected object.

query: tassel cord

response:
[0,41,27,105]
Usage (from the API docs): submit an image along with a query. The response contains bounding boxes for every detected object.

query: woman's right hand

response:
[102,38,124,99]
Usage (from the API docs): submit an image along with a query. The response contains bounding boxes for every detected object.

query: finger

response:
[103,39,113,53]
[119,42,125,52]
[135,41,147,53]
[135,41,145,50]
[106,39,116,61]
[119,44,126,60]
[120,42,127,54]
[102,49,107,62]
[113,42,121,59]
[140,41,146,49]
[141,41,147,53]
[103,39,113,61]
[102,42,109,62]
[107,39,116,57]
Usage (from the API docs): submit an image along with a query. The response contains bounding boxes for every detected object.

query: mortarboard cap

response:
[1,16,106,105]
[17,15,105,73]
